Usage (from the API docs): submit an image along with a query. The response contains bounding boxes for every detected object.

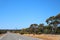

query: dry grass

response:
[23,34,60,40]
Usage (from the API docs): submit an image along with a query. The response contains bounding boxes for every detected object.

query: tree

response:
[44,25,51,34]
[29,24,38,34]
[46,13,60,33]
[38,24,44,33]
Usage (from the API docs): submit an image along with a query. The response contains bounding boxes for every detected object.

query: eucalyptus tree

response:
[38,24,44,33]
[29,24,38,34]
[46,13,60,33]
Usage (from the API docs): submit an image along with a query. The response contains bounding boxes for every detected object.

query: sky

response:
[0,0,60,29]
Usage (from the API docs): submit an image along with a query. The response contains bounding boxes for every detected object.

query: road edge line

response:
[0,34,7,40]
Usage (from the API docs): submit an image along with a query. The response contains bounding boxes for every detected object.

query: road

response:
[0,33,41,40]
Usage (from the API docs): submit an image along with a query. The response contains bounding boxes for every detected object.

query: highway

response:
[0,33,41,40]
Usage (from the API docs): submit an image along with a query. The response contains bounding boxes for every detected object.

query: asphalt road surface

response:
[0,33,41,40]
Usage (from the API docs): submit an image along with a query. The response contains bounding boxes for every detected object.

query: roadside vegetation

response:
[19,13,60,34]
[0,13,60,40]
[0,13,60,34]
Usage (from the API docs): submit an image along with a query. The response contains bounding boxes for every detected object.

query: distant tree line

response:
[0,13,60,34]
[0,30,20,34]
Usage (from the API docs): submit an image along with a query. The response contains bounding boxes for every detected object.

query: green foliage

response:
[0,13,60,34]
[46,13,60,34]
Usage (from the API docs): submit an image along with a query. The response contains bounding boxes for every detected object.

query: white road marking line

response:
[0,34,7,40]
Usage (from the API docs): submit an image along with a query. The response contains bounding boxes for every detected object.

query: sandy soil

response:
[0,34,4,37]
[23,34,60,40]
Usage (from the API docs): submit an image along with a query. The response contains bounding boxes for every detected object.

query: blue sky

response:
[0,0,60,29]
